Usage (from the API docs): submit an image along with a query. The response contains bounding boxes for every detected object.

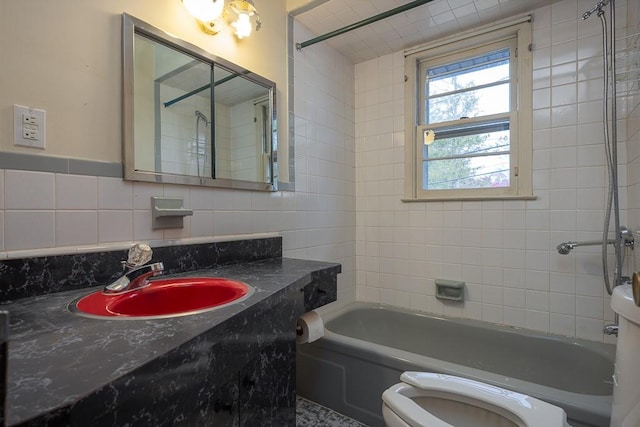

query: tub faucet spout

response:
[604,324,618,336]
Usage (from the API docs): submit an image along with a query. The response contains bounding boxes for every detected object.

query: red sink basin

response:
[71,277,253,319]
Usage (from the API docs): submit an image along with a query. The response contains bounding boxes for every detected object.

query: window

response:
[404,19,534,201]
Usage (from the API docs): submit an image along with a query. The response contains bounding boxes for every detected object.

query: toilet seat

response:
[382,372,569,427]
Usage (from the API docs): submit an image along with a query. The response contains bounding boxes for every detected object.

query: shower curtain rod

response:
[163,71,247,108]
[295,0,435,51]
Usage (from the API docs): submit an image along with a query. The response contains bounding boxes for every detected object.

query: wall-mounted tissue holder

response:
[435,279,465,302]
[151,197,193,229]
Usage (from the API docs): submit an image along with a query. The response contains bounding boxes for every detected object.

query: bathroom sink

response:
[70,277,254,319]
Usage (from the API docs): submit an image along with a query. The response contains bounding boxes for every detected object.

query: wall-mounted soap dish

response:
[151,197,193,229]
[435,279,465,302]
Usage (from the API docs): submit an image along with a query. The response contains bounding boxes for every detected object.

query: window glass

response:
[426,49,510,96]
[421,127,510,190]
[404,19,533,201]
[421,47,512,192]
[426,84,510,123]
[424,48,511,123]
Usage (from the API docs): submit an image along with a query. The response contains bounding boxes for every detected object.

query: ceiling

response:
[292,0,556,63]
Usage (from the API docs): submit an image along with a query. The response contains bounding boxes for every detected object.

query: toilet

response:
[610,283,640,427]
[382,372,569,427]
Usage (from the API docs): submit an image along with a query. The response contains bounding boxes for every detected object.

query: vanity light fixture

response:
[182,0,261,38]
[182,0,225,34]
[226,0,261,39]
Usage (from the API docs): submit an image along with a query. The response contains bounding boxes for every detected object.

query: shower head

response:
[581,0,608,19]
[195,110,210,125]
[556,242,575,255]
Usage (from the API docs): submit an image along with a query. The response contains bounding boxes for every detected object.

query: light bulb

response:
[182,0,224,22]
[232,12,252,39]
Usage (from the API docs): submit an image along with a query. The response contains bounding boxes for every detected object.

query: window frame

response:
[403,17,534,202]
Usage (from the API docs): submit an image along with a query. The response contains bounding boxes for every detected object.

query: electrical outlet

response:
[22,113,39,126]
[22,128,39,140]
[14,105,46,149]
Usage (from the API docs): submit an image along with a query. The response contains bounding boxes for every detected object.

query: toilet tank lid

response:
[612,284,640,324]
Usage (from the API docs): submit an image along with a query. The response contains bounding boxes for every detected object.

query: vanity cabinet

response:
[210,380,239,426]
[210,341,296,426]
[0,237,339,426]
[238,342,297,425]
[207,297,300,426]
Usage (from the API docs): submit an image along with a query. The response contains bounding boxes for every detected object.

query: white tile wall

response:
[159,89,212,177]
[626,0,640,293]
[354,0,638,341]
[55,211,98,247]
[5,211,55,251]
[290,21,357,303]
[5,170,54,210]
[55,174,98,210]
[98,177,133,210]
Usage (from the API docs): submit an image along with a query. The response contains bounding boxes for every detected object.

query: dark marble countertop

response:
[1,257,340,426]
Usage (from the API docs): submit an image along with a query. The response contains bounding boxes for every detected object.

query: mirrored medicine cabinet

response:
[122,13,277,191]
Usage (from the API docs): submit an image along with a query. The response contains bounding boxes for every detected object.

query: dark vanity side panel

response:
[302,266,340,312]
[0,311,7,427]
[0,237,282,303]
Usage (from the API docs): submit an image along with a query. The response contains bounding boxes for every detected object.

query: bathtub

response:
[296,302,615,427]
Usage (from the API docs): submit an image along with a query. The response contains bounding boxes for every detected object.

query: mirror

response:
[123,14,277,191]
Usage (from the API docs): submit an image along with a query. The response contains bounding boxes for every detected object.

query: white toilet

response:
[382,372,570,427]
[610,283,640,427]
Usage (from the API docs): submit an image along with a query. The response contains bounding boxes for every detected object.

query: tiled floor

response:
[296,396,368,427]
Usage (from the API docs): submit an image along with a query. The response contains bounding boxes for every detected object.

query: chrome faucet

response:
[103,244,164,294]
[604,323,619,336]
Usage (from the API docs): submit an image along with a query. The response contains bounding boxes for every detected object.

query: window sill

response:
[401,195,537,203]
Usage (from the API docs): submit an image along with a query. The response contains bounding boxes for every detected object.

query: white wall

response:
[0,0,289,178]
[354,0,639,342]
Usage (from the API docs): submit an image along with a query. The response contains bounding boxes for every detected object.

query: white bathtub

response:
[296,302,615,427]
